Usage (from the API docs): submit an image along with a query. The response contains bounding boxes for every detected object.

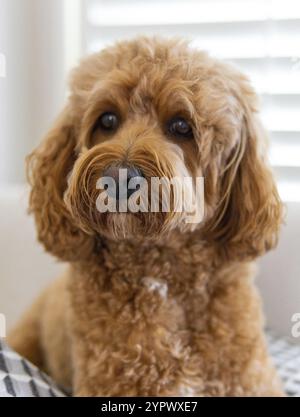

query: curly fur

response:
[8,37,283,396]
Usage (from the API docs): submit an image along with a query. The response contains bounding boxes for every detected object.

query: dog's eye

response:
[97,112,119,131]
[168,117,193,139]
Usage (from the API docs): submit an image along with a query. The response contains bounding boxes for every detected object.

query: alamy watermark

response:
[95,170,205,224]
[0,53,6,78]
[291,313,300,339]
[0,314,6,338]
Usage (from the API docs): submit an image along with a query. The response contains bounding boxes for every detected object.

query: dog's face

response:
[28,38,282,262]
[64,39,235,240]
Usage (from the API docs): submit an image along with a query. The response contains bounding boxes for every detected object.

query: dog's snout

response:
[103,164,144,200]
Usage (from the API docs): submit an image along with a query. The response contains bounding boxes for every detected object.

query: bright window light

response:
[87,0,300,26]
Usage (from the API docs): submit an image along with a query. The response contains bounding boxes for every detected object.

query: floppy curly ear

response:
[27,106,94,261]
[207,106,283,261]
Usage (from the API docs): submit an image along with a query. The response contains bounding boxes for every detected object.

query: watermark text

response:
[0,314,6,338]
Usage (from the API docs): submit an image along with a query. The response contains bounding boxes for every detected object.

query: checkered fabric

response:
[0,338,66,397]
[0,333,300,397]
[267,332,300,397]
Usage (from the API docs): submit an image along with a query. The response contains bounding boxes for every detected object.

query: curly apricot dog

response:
[8,37,283,396]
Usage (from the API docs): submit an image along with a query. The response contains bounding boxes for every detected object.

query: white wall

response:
[0,0,34,183]
[0,0,66,184]
[0,186,63,330]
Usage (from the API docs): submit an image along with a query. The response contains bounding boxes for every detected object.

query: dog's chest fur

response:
[69,237,257,396]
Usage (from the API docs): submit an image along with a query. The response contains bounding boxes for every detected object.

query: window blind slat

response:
[88,38,300,60]
[275,166,300,201]
[270,144,300,167]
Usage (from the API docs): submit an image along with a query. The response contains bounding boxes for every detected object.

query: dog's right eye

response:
[167,116,194,139]
[96,112,119,132]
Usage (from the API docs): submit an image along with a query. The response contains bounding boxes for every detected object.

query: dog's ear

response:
[206,89,283,261]
[27,105,94,261]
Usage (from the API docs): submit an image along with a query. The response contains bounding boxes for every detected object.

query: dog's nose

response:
[102,164,144,200]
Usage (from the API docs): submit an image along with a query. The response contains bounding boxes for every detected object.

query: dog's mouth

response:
[65,172,202,240]
[64,140,203,240]
[65,179,180,241]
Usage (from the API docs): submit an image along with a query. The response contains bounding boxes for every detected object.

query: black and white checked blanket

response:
[0,338,65,397]
[267,332,300,397]
[0,333,299,397]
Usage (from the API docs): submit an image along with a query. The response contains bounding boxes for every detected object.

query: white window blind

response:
[82,0,300,201]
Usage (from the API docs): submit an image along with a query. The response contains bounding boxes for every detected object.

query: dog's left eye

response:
[167,117,193,139]
[96,112,119,131]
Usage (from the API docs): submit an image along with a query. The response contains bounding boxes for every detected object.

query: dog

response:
[8,37,284,396]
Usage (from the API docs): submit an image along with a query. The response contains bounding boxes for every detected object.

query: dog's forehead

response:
[72,39,244,128]
[76,39,211,96]
[103,38,195,72]
[102,48,198,93]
